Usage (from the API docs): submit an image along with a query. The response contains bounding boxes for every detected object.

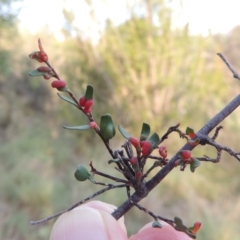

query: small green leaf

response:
[148,133,160,147]
[186,127,196,138]
[152,220,162,228]
[174,217,187,232]
[108,158,120,164]
[74,165,90,181]
[140,123,150,141]
[29,69,45,77]
[85,85,94,100]
[190,158,201,172]
[63,125,91,130]
[174,217,183,226]
[57,93,79,107]
[100,114,116,141]
[118,125,131,139]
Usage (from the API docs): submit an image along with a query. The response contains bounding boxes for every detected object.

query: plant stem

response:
[112,94,240,219]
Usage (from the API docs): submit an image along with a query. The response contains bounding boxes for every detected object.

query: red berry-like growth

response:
[51,80,66,89]
[179,150,191,160]
[40,52,48,62]
[141,141,152,156]
[129,137,140,149]
[84,99,94,109]
[37,66,52,72]
[79,98,94,113]
[159,146,167,158]
[43,74,51,80]
[89,121,98,129]
[79,96,87,107]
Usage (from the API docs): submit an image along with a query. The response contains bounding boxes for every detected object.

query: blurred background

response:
[1,0,240,239]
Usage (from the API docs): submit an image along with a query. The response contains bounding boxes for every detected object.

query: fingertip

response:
[129,222,192,240]
[49,205,127,240]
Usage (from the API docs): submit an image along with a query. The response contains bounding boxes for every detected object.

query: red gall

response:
[159,146,167,158]
[83,106,92,114]
[79,96,87,107]
[179,150,191,161]
[84,99,94,109]
[37,66,52,73]
[51,80,66,89]
[89,121,98,129]
[141,141,152,157]
[129,137,140,149]
[43,74,51,80]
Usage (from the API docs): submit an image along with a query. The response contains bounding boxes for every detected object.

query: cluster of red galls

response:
[127,136,194,180]
[29,39,67,90]
[78,96,94,114]
[129,136,168,158]
[29,39,95,115]
[125,137,168,180]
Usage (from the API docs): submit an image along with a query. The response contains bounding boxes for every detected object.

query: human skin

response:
[49,201,192,240]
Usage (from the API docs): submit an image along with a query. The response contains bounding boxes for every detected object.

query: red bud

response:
[29,51,48,63]
[159,146,167,158]
[79,96,87,107]
[85,99,94,109]
[40,52,48,62]
[129,137,140,149]
[179,150,191,161]
[141,141,152,156]
[51,80,66,89]
[89,121,98,129]
[37,66,52,73]
[43,74,51,80]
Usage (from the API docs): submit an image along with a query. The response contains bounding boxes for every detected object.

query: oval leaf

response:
[190,158,201,172]
[85,85,94,100]
[140,122,150,141]
[148,133,160,147]
[174,217,187,232]
[63,125,91,130]
[118,125,131,139]
[100,114,116,141]
[174,217,183,226]
[29,69,45,77]
[57,93,79,107]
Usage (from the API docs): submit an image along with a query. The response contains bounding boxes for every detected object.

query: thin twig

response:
[30,183,127,225]
[112,94,240,220]
[89,162,129,183]
[211,125,223,140]
[159,123,187,143]
[217,53,240,81]
[133,202,175,226]
[142,161,160,178]
[198,149,222,163]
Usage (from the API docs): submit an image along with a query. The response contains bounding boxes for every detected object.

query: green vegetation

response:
[1,0,240,239]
